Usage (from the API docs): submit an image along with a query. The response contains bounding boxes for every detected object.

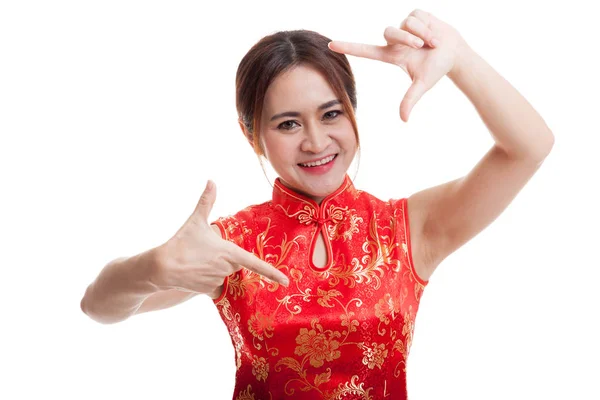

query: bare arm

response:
[405,40,554,282]
[81,225,227,323]
[81,181,288,325]
[134,288,199,314]
[80,247,161,324]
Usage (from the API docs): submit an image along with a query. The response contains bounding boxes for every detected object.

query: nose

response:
[300,123,331,154]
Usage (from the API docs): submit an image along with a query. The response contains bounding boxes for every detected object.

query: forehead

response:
[262,65,337,115]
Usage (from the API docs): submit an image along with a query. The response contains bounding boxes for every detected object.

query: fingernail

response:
[431,38,441,47]
[282,278,289,287]
[413,38,424,48]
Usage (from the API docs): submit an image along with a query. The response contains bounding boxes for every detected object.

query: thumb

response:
[193,180,217,222]
[400,78,427,123]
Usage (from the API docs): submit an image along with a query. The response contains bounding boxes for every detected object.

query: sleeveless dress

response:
[211,175,428,399]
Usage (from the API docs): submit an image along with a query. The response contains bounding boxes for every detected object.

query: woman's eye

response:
[278,120,298,130]
[324,110,342,120]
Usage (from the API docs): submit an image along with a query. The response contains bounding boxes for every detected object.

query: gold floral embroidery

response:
[316,287,342,308]
[228,219,303,304]
[274,357,318,395]
[415,280,425,302]
[360,342,388,369]
[255,219,303,277]
[275,204,317,225]
[398,285,409,308]
[235,384,256,400]
[320,215,389,289]
[392,306,416,376]
[274,294,303,322]
[324,205,346,224]
[391,306,415,360]
[340,312,360,335]
[230,326,244,371]
[227,271,255,303]
[326,206,362,242]
[251,355,269,382]
[392,339,407,377]
[314,368,332,387]
[219,297,234,321]
[276,203,363,245]
[273,309,359,395]
[294,318,342,368]
[325,375,374,400]
[248,311,275,341]
[274,356,302,374]
[392,339,406,359]
[374,293,401,324]
[374,293,401,336]
[401,306,415,356]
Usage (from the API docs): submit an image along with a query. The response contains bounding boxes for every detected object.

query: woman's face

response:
[258,64,358,203]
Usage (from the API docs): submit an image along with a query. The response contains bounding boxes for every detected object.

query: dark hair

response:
[235,29,359,156]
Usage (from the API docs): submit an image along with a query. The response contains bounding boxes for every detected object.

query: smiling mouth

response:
[298,154,338,168]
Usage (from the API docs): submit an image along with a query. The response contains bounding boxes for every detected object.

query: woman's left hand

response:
[328,9,470,122]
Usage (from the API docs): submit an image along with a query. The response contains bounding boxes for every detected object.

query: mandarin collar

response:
[272,175,358,226]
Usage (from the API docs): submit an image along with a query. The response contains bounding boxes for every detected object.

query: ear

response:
[238,120,266,157]
[238,120,255,148]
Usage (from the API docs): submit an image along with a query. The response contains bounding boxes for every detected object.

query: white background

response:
[1,0,599,399]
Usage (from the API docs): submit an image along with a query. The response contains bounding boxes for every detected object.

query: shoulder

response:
[353,188,406,216]
[348,188,389,210]
[350,190,431,283]
[357,189,434,283]
[210,200,273,244]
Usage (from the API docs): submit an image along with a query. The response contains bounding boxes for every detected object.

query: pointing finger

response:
[226,243,289,286]
[328,41,388,62]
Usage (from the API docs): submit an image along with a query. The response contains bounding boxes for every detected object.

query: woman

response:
[81,9,554,399]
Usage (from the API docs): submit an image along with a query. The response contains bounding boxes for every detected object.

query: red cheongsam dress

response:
[211,174,428,400]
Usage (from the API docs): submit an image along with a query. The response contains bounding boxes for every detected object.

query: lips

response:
[298,154,338,167]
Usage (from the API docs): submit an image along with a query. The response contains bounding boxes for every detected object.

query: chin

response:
[301,174,346,199]
[278,162,349,199]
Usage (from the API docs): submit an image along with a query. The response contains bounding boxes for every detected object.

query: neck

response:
[278,180,326,204]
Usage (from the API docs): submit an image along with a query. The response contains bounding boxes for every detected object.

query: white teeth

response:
[299,155,336,167]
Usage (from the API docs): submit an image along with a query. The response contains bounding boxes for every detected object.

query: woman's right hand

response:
[151,180,289,296]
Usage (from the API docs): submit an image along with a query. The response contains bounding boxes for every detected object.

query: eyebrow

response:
[269,99,341,122]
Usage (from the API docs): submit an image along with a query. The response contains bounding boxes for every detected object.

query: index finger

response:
[226,243,289,286]
[328,41,387,62]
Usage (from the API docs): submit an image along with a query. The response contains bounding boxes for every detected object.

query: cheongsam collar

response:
[272,174,358,227]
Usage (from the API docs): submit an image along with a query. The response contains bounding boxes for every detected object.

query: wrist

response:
[447,41,477,82]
